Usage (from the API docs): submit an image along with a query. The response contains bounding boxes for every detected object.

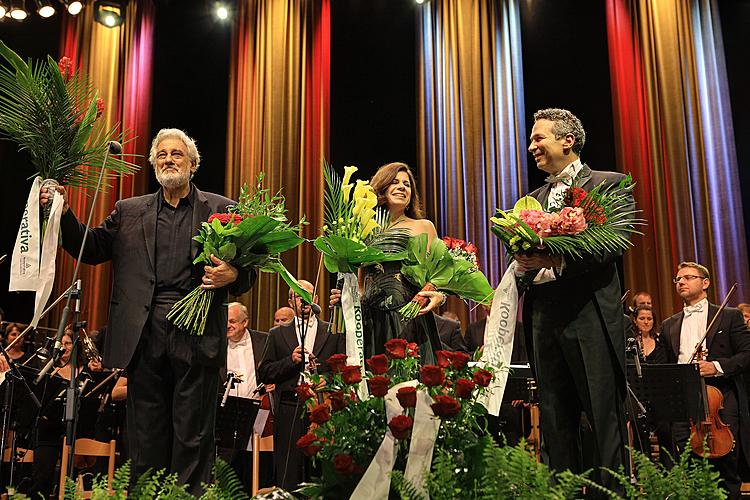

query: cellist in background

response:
[660,262,750,499]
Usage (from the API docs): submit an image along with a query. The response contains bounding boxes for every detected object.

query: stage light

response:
[36,0,56,17]
[94,0,123,27]
[9,0,28,20]
[64,0,83,15]
[215,2,229,20]
[0,1,7,18]
[415,0,425,4]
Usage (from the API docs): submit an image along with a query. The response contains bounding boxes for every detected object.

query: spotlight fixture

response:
[65,0,84,15]
[9,0,28,20]
[214,2,229,21]
[94,0,124,27]
[415,0,425,4]
[0,1,7,18]
[36,0,56,17]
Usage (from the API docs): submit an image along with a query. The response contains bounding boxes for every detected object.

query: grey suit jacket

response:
[60,185,255,369]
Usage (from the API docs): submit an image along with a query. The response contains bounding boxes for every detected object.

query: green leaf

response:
[313,234,406,274]
[263,260,313,304]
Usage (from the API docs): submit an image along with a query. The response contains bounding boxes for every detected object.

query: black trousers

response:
[127,296,219,497]
[274,397,307,491]
[531,298,628,492]
[673,385,741,499]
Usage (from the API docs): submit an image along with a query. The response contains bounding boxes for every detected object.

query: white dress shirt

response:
[678,298,723,374]
[295,315,318,381]
[227,329,257,399]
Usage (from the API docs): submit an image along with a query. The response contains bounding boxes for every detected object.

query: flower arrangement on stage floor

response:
[490,176,642,258]
[167,174,309,335]
[0,42,138,194]
[397,234,495,320]
[295,340,497,498]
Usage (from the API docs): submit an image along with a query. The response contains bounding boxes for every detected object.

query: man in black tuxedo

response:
[434,313,468,352]
[513,108,632,489]
[41,128,254,494]
[218,302,271,491]
[258,280,345,490]
[661,262,750,499]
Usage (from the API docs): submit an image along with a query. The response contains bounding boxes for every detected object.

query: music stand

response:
[626,363,705,424]
[216,396,259,451]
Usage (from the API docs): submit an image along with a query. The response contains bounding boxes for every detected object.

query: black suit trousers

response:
[531,297,627,490]
[127,295,219,496]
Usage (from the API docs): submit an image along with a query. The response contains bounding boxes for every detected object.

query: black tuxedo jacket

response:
[434,314,468,353]
[60,185,255,369]
[661,304,750,465]
[257,319,345,395]
[523,165,631,382]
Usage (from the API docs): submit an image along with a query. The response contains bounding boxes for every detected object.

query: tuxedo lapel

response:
[576,164,593,189]
[668,314,684,359]
[250,330,267,369]
[282,323,299,354]
[141,192,159,272]
[312,322,329,358]
[192,187,212,261]
[533,184,551,205]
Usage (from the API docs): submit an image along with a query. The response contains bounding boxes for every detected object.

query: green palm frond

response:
[322,160,344,227]
[0,41,139,189]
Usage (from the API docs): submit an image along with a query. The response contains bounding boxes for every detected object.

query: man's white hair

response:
[228,302,248,320]
[148,128,201,172]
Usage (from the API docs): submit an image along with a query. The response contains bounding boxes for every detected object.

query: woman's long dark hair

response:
[369,162,425,219]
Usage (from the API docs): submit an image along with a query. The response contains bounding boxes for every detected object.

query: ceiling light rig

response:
[1,0,88,21]
[93,0,123,28]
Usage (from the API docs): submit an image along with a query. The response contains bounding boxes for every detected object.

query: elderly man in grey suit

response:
[513,108,633,490]
[41,128,255,494]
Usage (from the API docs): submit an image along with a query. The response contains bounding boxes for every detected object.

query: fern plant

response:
[0,41,139,190]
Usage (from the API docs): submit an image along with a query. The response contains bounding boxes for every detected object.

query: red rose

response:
[384,339,408,359]
[388,415,414,440]
[294,383,315,402]
[368,376,391,397]
[333,454,357,475]
[407,342,419,357]
[436,350,453,369]
[420,365,445,387]
[472,369,493,387]
[442,236,456,249]
[451,351,471,370]
[563,186,588,207]
[296,433,323,457]
[58,56,74,81]
[465,242,478,255]
[329,390,347,411]
[454,378,476,399]
[341,365,362,385]
[366,354,389,375]
[327,353,348,374]
[309,403,331,425]
[95,98,105,119]
[431,395,461,417]
[207,213,242,225]
[397,386,417,408]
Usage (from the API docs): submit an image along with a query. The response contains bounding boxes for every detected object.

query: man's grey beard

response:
[154,167,191,190]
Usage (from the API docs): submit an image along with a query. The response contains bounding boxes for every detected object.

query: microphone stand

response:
[33,140,121,483]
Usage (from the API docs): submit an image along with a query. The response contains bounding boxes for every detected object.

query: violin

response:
[689,346,734,458]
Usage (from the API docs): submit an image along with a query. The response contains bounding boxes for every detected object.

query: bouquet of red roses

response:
[397,234,494,320]
[167,175,310,335]
[491,175,642,258]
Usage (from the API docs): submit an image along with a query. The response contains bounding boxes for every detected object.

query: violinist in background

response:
[660,262,750,499]
[2,323,31,365]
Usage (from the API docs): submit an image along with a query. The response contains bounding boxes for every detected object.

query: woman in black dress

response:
[633,305,667,364]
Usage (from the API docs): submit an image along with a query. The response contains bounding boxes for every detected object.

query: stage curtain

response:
[50,1,155,332]
[417,0,527,326]
[226,0,330,331]
[606,0,749,314]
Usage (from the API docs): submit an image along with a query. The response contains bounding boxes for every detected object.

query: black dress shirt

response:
[155,187,195,294]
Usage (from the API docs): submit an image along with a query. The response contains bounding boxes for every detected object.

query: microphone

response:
[627,337,642,379]
[221,372,237,407]
[252,382,266,396]
[301,299,321,316]
[0,254,6,265]
[108,141,122,154]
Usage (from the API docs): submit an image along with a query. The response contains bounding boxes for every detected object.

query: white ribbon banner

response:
[340,271,368,399]
[478,261,519,416]
[9,177,64,328]
[403,389,440,498]
[350,380,419,500]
